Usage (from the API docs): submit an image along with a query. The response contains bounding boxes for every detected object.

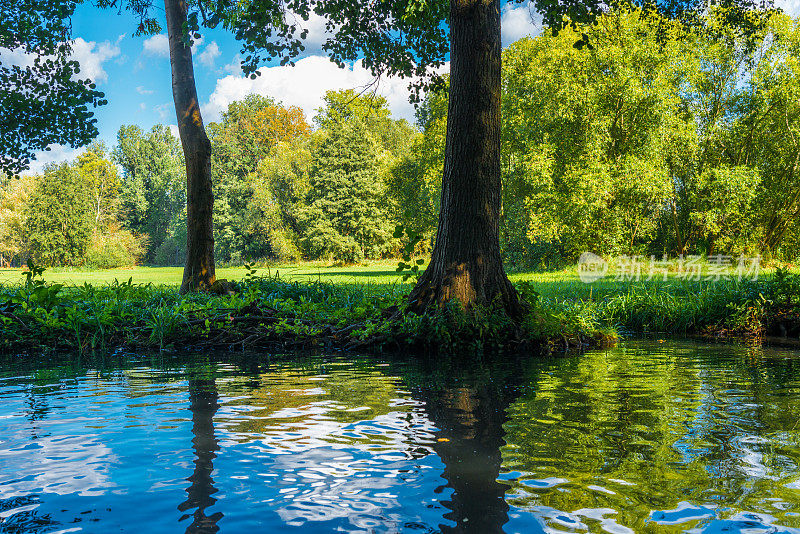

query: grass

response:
[1,261,797,355]
[0,260,781,288]
[0,263,415,286]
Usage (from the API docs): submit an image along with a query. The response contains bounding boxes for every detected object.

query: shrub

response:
[85,226,148,268]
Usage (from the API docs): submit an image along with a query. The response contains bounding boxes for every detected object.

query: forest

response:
[4,9,800,270]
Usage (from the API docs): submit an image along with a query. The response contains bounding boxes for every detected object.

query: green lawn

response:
[0,261,778,299]
[0,263,413,286]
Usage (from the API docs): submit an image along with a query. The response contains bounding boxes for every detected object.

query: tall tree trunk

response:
[165,0,216,293]
[407,0,522,317]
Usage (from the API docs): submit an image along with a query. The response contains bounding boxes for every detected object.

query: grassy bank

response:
[0,268,612,355]
[1,263,798,355]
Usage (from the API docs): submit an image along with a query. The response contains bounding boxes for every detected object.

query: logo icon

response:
[578,252,608,283]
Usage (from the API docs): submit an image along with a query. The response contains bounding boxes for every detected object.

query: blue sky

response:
[25,2,543,173]
[23,0,800,173]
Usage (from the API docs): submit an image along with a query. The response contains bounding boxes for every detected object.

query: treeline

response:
[0,146,146,268]
[3,8,800,268]
[0,92,415,267]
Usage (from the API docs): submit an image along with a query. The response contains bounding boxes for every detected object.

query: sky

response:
[25,2,542,173]
[20,0,800,173]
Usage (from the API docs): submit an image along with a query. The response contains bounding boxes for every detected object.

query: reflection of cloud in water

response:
[271,447,418,528]
[0,430,115,498]
[215,401,446,532]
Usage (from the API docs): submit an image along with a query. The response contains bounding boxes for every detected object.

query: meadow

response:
[0,260,775,291]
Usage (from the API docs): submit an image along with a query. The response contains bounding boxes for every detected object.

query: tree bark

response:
[407,0,522,317]
[165,0,216,293]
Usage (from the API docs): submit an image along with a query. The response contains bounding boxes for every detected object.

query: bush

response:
[85,226,147,268]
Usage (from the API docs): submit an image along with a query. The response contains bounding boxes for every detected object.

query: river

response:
[1,340,799,533]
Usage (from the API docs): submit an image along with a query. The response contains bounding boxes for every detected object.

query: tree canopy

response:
[0,0,106,175]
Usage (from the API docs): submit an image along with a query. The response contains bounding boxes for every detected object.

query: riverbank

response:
[1,266,797,355]
[0,270,614,355]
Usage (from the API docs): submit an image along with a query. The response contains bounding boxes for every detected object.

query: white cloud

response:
[168,124,180,139]
[501,2,542,47]
[222,54,243,75]
[777,0,800,16]
[139,102,146,111]
[205,55,436,123]
[143,34,170,57]
[27,145,82,175]
[136,86,154,95]
[198,41,221,67]
[71,37,122,83]
[1,36,121,84]
[155,103,172,120]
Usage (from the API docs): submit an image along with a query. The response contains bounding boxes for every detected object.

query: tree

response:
[95,0,221,289]
[662,11,800,258]
[389,83,447,246]
[162,0,216,292]
[76,143,120,229]
[208,94,311,262]
[113,124,186,264]
[244,139,311,262]
[0,173,37,266]
[25,163,94,266]
[0,0,106,175]
[687,166,760,254]
[299,118,395,263]
[500,11,686,264]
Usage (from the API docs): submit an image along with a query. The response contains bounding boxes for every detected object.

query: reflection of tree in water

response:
[192,354,533,533]
[401,356,530,534]
[500,342,800,532]
[178,378,223,534]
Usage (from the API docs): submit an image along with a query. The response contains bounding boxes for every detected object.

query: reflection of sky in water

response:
[0,431,115,498]
[0,362,456,533]
[1,342,800,532]
[211,391,449,533]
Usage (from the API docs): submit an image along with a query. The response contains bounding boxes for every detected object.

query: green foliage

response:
[393,224,425,282]
[208,95,312,263]
[77,142,120,230]
[396,9,800,267]
[0,173,36,265]
[500,11,686,264]
[0,265,605,354]
[25,163,94,266]
[0,0,106,175]
[3,260,800,354]
[387,83,446,247]
[685,166,760,254]
[85,225,147,269]
[112,124,186,264]
[299,121,392,263]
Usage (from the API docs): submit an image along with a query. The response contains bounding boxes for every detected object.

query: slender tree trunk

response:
[165,0,216,293]
[408,0,522,317]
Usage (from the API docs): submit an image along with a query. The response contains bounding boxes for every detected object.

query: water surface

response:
[1,341,800,533]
